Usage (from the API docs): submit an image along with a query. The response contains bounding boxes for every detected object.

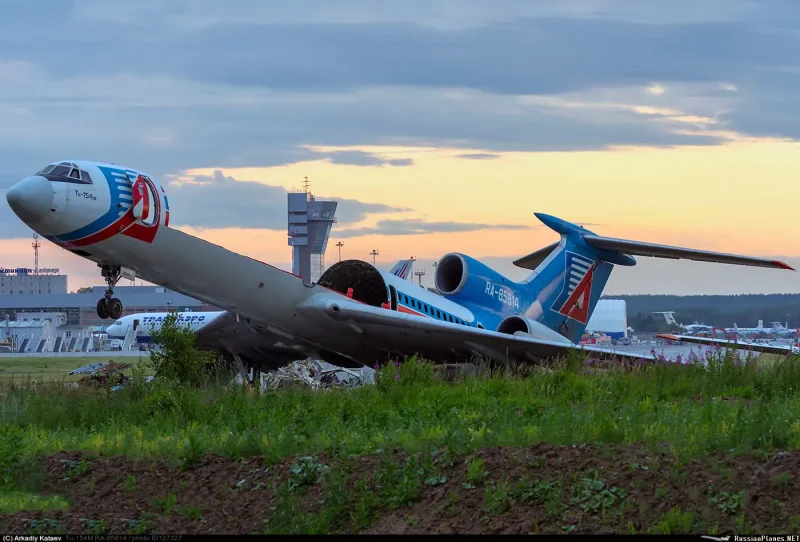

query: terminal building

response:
[0,284,217,353]
[0,269,67,296]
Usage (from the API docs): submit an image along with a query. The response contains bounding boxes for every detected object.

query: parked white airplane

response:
[652,312,715,335]
[6,160,794,371]
[105,311,223,343]
[107,259,418,343]
[727,321,795,337]
[657,332,799,356]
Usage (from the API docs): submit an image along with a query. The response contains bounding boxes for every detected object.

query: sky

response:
[1,0,799,295]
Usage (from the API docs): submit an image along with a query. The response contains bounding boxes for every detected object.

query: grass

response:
[0,491,69,515]
[0,349,799,463]
[0,354,151,382]
[1,347,800,534]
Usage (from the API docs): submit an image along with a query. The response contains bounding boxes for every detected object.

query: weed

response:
[288,456,329,491]
[122,474,137,492]
[465,457,487,488]
[152,493,177,514]
[709,489,745,515]
[648,507,694,534]
[484,478,513,515]
[571,472,627,514]
[772,472,791,488]
[178,506,203,520]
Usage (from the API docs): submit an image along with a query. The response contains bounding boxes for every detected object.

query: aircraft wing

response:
[195,297,657,370]
[656,333,798,356]
[296,296,656,365]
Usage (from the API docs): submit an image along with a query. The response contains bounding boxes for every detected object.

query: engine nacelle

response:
[496,315,572,344]
[434,252,513,300]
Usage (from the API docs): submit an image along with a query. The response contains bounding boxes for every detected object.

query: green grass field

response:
[1,350,799,534]
[0,354,151,382]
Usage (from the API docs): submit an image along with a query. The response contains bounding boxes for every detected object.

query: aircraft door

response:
[131,175,159,226]
[389,285,398,310]
[133,319,140,331]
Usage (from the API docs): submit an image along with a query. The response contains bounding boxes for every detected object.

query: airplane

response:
[726,321,795,337]
[656,332,800,356]
[105,311,223,343]
[106,259,418,342]
[652,312,715,335]
[5,160,795,374]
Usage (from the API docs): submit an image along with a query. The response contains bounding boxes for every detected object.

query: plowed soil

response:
[2,443,799,535]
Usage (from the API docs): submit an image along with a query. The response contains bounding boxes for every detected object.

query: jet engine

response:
[435,253,513,299]
[496,315,571,344]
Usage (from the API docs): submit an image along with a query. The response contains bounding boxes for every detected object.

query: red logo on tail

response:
[558,263,595,324]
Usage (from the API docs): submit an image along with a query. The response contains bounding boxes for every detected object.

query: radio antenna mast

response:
[32,233,40,274]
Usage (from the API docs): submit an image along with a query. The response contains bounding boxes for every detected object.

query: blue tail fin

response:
[518,212,793,343]
[521,229,619,344]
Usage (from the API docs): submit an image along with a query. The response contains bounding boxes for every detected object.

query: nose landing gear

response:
[96,265,124,320]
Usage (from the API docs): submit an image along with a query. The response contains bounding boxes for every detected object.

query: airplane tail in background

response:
[389,259,415,280]
[514,213,795,344]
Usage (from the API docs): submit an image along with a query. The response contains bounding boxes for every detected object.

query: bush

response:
[147,311,230,386]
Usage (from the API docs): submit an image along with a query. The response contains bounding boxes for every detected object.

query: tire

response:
[96,298,109,319]
[108,298,123,320]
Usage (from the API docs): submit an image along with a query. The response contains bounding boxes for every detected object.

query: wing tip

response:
[656,334,679,340]
[771,260,796,271]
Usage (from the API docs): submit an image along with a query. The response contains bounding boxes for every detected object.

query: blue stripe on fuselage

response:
[45,166,135,243]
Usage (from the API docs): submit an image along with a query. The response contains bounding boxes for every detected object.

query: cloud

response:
[0,0,797,193]
[334,219,531,238]
[456,153,502,160]
[320,150,414,167]
[162,170,408,230]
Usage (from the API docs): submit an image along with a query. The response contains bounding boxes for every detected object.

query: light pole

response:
[336,241,344,262]
[370,249,379,266]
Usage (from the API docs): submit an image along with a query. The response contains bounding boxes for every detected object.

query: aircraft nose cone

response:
[6,176,53,223]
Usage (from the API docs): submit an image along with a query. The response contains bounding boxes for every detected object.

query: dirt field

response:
[2,443,798,535]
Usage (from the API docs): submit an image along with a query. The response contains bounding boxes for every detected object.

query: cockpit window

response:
[114,320,122,326]
[36,162,93,184]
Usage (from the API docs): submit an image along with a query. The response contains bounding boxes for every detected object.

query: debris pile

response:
[69,360,133,388]
[237,358,374,392]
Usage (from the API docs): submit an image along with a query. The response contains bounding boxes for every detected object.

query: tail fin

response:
[516,213,794,344]
[389,259,415,280]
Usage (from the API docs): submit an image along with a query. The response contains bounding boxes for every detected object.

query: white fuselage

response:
[106,311,223,340]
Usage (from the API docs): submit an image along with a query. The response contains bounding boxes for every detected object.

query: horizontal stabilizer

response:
[583,235,795,270]
[513,242,559,270]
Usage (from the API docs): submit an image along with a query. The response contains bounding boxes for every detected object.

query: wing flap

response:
[584,235,795,270]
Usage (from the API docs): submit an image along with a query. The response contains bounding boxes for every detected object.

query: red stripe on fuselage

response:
[60,209,138,248]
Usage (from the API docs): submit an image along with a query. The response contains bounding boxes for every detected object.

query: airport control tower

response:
[287,178,338,283]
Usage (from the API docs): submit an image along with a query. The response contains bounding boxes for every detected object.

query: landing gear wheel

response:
[96,264,125,319]
[107,298,123,320]
[96,298,109,319]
